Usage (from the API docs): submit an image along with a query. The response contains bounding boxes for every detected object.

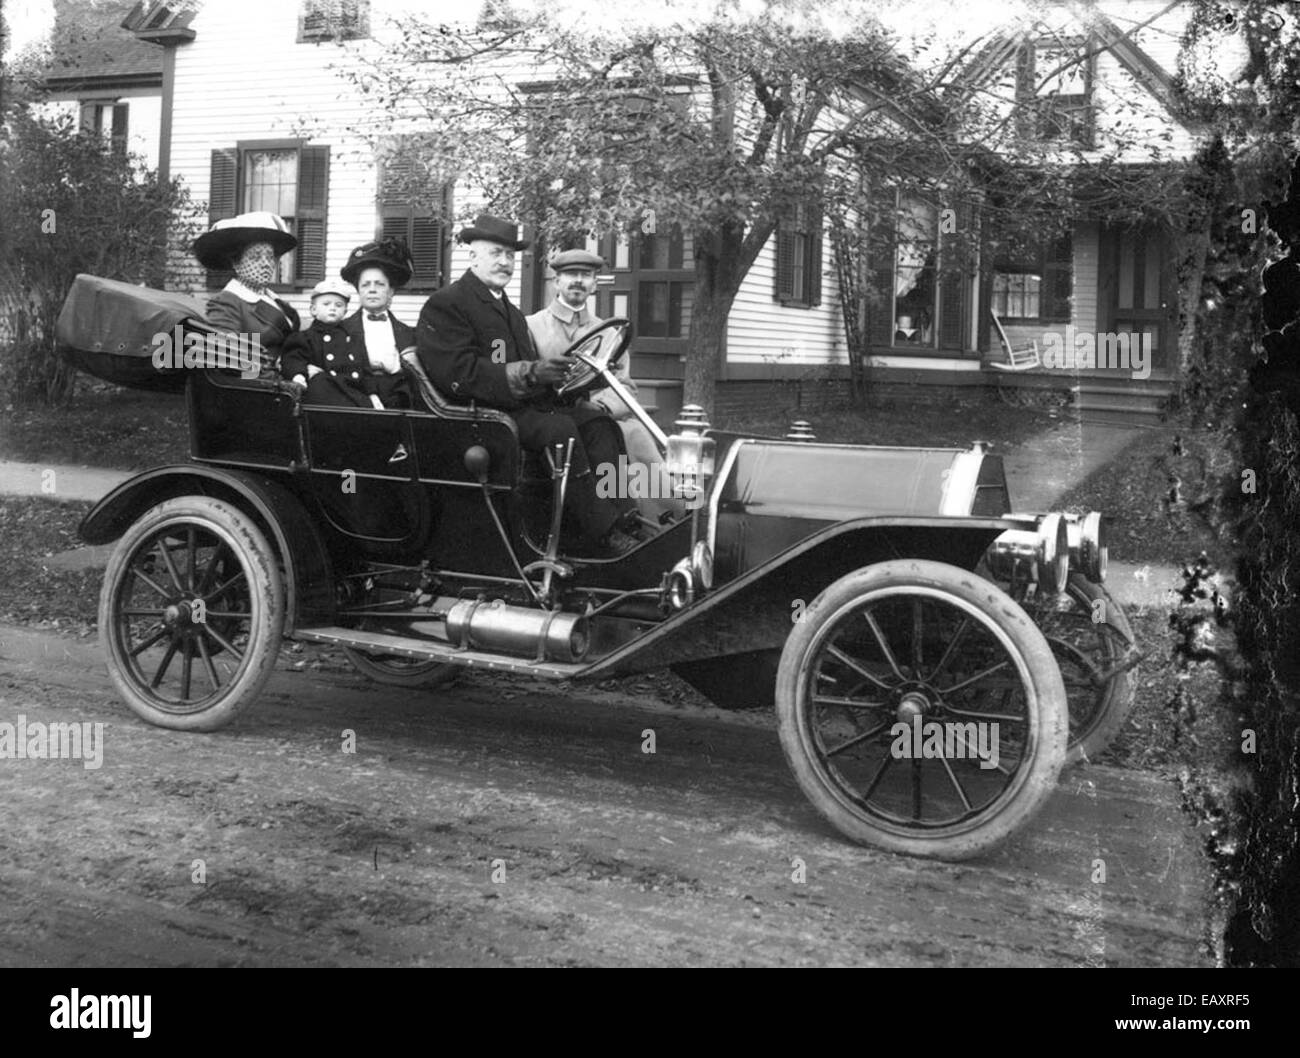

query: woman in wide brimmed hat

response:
[195,211,301,375]
[338,236,418,407]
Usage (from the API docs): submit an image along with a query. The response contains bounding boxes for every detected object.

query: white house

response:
[39,0,175,171]
[118,0,1208,424]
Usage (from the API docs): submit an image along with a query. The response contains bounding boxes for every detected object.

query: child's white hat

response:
[311,277,355,302]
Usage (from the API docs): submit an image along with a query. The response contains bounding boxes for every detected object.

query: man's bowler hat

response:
[458,214,530,251]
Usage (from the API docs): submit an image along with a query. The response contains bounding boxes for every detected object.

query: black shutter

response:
[774,210,795,302]
[110,104,128,153]
[808,203,823,307]
[1043,232,1072,321]
[866,195,896,346]
[937,202,968,350]
[297,145,330,284]
[379,145,447,289]
[976,206,993,352]
[409,216,445,287]
[206,148,239,289]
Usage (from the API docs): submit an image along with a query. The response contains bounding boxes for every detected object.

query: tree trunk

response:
[831,220,868,407]
[684,223,746,417]
[1173,225,1210,404]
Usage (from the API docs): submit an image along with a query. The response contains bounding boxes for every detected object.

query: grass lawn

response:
[2,386,190,470]
[0,496,99,635]
[1054,421,1238,569]
[716,393,1063,449]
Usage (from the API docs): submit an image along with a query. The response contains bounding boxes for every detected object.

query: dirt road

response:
[0,623,1212,967]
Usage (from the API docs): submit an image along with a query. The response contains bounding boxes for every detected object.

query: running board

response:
[291,626,587,679]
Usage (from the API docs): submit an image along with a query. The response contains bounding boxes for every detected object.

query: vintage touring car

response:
[58,273,1137,861]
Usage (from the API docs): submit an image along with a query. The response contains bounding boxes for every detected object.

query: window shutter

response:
[866,198,896,346]
[976,206,994,351]
[299,0,332,38]
[409,216,445,287]
[938,270,962,348]
[205,148,239,289]
[378,147,447,289]
[110,104,128,152]
[296,145,330,284]
[808,204,823,307]
[774,213,795,302]
[79,102,96,134]
[937,202,969,349]
[1043,233,1072,321]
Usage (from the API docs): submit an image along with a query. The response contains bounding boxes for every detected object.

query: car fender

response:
[79,464,333,632]
[586,515,1018,680]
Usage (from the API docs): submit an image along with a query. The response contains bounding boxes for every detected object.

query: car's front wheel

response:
[775,559,1067,860]
[99,496,285,731]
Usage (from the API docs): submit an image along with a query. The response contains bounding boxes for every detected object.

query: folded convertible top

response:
[55,274,216,392]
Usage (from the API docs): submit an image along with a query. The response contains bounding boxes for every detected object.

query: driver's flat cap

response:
[549,249,605,272]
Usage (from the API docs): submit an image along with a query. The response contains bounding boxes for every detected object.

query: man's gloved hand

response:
[530,357,572,387]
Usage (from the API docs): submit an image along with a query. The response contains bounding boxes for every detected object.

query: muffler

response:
[444,597,590,662]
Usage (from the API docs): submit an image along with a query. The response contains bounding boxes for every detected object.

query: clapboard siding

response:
[167,0,514,322]
[726,223,845,366]
[162,0,1197,374]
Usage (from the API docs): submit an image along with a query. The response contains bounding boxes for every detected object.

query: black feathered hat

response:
[340,236,415,288]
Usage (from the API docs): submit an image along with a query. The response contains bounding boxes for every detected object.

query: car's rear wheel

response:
[342,644,459,688]
[775,559,1067,860]
[99,497,284,731]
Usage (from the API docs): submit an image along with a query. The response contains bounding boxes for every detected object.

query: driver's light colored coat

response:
[525,301,640,418]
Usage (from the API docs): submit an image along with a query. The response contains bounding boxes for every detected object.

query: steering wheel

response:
[554,317,632,398]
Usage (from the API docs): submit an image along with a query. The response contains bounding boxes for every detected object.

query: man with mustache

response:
[416,214,639,556]
[526,249,675,523]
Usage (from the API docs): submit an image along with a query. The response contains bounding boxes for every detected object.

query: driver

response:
[415,214,640,557]
[526,249,675,522]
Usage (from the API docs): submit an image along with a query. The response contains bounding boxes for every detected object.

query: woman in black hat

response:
[194,211,301,376]
[339,237,418,408]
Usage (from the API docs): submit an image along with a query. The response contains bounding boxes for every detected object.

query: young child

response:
[281,278,385,408]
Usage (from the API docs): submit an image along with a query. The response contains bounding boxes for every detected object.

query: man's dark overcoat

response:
[416,268,633,544]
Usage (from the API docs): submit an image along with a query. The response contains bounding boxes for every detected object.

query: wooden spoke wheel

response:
[99,497,284,731]
[776,560,1067,860]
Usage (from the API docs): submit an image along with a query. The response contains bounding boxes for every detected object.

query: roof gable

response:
[45,0,163,87]
[953,1,1181,117]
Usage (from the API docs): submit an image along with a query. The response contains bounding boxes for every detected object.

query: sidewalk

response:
[0,460,129,504]
[2,421,1181,607]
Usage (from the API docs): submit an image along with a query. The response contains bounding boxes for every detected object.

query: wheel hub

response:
[895,689,931,724]
[162,599,194,631]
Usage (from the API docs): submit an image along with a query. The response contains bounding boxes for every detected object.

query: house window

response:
[376,140,453,290]
[993,234,1072,322]
[298,0,370,42]
[80,101,128,154]
[1019,37,1094,146]
[594,224,694,355]
[893,196,937,343]
[866,188,977,353]
[206,141,330,289]
[775,201,823,308]
[992,273,1041,318]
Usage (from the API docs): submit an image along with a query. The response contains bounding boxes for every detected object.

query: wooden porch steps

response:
[1068,377,1174,425]
[983,366,1174,425]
